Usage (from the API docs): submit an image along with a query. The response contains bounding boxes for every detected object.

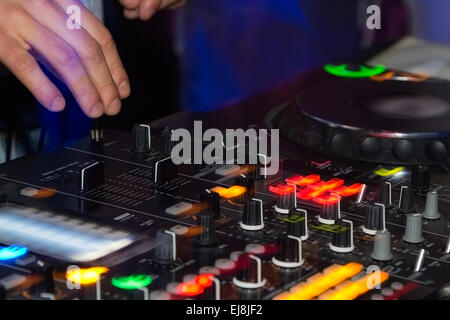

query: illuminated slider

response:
[297,178,345,200]
[285,174,320,186]
[319,271,389,300]
[273,262,363,300]
[66,266,109,299]
[269,183,297,214]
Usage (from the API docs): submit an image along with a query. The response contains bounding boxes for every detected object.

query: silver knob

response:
[423,191,441,220]
[403,213,424,244]
[371,229,393,261]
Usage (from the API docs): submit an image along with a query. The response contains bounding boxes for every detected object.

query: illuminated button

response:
[111,274,152,290]
[285,174,320,186]
[211,185,246,199]
[391,282,404,291]
[269,183,295,195]
[170,225,189,236]
[313,193,340,205]
[381,288,394,296]
[199,266,220,275]
[374,166,404,177]
[215,258,236,271]
[245,243,265,255]
[165,202,193,216]
[195,274,214,288]
[371,294,384,300]
[66,267,109,286]
[20,187,39,197]
[215,164,241,176]
[149,290,171,300]
[332,184,364,197]
[324,64,386,78]
[177,282,204,296]
[0,245,28,261]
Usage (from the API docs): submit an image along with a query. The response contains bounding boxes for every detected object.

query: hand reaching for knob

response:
[118,0,186,21]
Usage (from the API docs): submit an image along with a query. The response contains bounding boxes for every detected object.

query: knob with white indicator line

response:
[329,219,354,253]
[319,197,340,225]
[362,203,386,235]
[153,230,177,264]
[272,235,304,268]
[287,208,308,240]
[233,254,267,289]
[398,185,415,213]
[241,198,264,231]
[79,161,105,192]
[274,184,297,214]
[131,124,151,154]
[377,182,393,209]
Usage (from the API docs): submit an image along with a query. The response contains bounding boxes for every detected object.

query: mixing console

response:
[0,65,449,300]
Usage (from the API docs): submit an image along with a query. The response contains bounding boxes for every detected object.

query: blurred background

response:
[1,0,450,162]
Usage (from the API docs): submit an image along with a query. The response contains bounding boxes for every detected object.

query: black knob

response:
[241,198,264,231]
[331,134,350,154]
[274,185,296,214]
[153,230,176,264]
[200,190,221,219]
[393,140,414,161]
[153,126,174,156]
[363,203,386,235]
[426,140,447,162]
[319,201,339,224]
[79,161,105,192]
[233,254,266,289]
[329,219,354,253]
[377,182,393,209]
[195,211,216,246]
[411,166,430,193]
[131,124,151,154]
[153,157,177,185]
[235,175,255,203]
[398,185,415,213]
[287,208,308,240]
[360,137,381,158]
[272,235,304,268]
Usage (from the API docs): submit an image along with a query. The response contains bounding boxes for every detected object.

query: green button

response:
[111,274,152,290]
[324,64,386,78]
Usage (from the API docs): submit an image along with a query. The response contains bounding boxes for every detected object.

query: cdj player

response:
[0,64,449,301]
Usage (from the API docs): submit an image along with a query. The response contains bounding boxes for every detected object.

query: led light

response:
[273,263,363,300]
[286,174,320,186]
[0,245,28,261]
[297,178,344,200]
[194,274,214,288]
[211,185,246,199]
[312,194,340,205]
[177,282,204,296]
[320,271,389,300]
[66,266,109,285]
[332,183,364,197]
[269,183,295,195]
[374,166,405,177]
[111,274,152,290]
[324,64,386,78]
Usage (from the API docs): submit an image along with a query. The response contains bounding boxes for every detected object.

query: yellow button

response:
[374,167,404,177]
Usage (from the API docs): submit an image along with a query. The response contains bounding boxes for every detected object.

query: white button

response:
[391,282,404,291]
[381,288,394,296]
[230,251,246,261]
[166,282,181,294]
[199,266,220,275]
[215,258,236,270]
[215,164,241,176]
[165,202,193,216]
[183,274,197,282]
[150,290,171,300]
[245,243,265,255]
[20,187,39,197]
[170,225,189,236]
[371,294,384,300]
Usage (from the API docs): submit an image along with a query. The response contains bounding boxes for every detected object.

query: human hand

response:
[0,0,131,118]
[119,0,186,21]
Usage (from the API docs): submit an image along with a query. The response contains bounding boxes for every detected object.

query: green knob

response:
[324,64,386,78]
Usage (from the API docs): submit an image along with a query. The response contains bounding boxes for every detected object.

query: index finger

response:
[54,0,131,99]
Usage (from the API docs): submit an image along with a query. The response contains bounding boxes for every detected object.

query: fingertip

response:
[119,80,131,98]
[106,98,122,116]
[50,96,66,112]
[89,102,105,118]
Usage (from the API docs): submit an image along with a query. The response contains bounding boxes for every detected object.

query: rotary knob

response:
[235,175,255,203]
[233,254,267,289]
[377,182,393,209]
[272,235,304,268]
[194,211,217,246]
[241,198,264,231]
[153,157,177,185]
[398,185,415,213]
[371,229,393,261]
[403,213,424,244]
[423,190,441,220]
[131,124,151,154]
[319,199,340,225]
[329,219,354,253]
[274,184,297,214]
[411,166,430,193]
[362,203,386,235]
[153,230,177,264]
[200,189,221,219]
[79,161,105,192]
[287,208,309,240]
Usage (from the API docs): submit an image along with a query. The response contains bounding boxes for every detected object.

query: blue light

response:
[0,245,28,261]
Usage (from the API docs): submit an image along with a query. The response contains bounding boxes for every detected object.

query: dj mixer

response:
[0,64,449,300]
